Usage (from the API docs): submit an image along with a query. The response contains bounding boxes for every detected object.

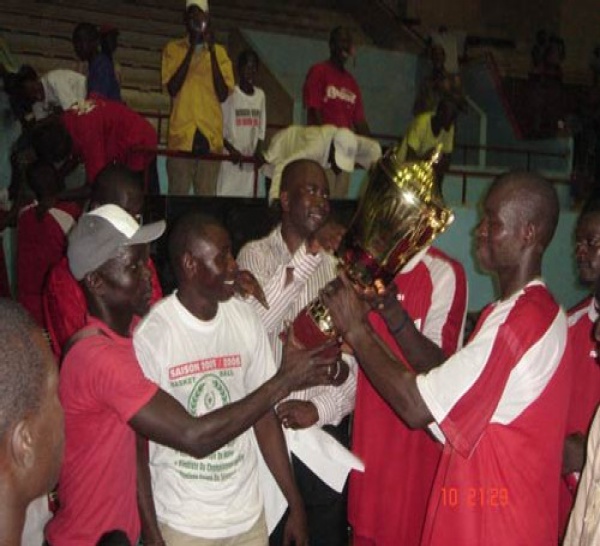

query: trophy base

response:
[292,303,339,358]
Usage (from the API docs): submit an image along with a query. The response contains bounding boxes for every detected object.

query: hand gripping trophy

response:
[292,144,454,348]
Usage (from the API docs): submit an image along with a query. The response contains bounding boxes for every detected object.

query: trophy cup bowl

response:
[291,145,454,351]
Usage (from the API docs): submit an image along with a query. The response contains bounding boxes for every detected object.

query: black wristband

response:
[388,311,410,335]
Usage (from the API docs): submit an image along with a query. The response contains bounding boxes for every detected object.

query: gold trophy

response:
[292,145,454,348]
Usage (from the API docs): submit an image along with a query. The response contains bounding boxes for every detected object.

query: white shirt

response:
[217,85,266,197]
[134,294,276,538]
[32,70,86,120]
[262,125,381,201]
[237,225,356,426]
[565,407,600,546]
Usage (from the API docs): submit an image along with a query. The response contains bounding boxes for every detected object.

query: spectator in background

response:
[559,196,600,537]
[303,27,369,136]
[162,0,234,195]
[72,22,121,102]
[263,124,381,201]
[303,26,369,198]
[100,24,122,86]
[216,49,266,197]
[7,65,86,121]
[17,160,81,328]
[32,96,158,200]
[413,44,464,115]
[0,298,64,546]
[398,94,461,183]
[43,163,162,359]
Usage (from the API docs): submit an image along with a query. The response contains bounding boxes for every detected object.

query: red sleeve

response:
[303,64,325,110]
[43,258,87,358]
[70,337,158,423]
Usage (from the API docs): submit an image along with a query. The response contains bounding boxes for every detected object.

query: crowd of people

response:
[2,1,600,546]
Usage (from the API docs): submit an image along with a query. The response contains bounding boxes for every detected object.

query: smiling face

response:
[189,224,238,304]
[575,212,600,287]
[281,161,330,240]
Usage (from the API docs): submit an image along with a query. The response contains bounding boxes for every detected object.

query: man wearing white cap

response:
[45,205,336,545]
[162,0,234,196]
[262,124,381,202]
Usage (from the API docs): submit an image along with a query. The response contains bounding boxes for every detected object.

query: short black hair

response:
[5,65,38,98]
[27,159,60,201]
[329,26,344,46]
[31,120,73,164]
[237,49,259,72]
[0,299,48,440]
[91,163,144,205]
[73,22,99,43]
[168,211,223,280]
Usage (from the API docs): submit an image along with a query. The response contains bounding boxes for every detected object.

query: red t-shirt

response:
[43,255,163,359]
[303,60,366,129]
[61,96,157,184]
[46,316,159,546]
[17,201,81,326]
[417,281,571,546]
[349,247,467,546]
[558,296,600,534]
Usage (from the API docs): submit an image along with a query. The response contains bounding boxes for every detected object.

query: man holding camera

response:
[162,0,233,195]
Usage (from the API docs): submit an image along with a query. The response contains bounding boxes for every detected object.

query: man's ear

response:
[181,251,197,279]
[9,420,35,472]
[523,221,536,247]
[83,270,104,296]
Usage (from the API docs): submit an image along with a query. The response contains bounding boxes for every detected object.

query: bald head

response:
[0,300,47,440]
[280,159,327,195]
[490,171,559,251]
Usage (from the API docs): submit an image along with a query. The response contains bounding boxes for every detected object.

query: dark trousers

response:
[270,417,350,546]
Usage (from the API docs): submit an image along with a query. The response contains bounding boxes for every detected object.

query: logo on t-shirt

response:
[325,85,357,105]
[234,108,261,127]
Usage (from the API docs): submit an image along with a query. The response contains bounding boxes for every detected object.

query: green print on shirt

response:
[174,374,245,481]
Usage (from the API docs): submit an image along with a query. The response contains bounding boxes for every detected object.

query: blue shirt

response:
[88,53,121,101]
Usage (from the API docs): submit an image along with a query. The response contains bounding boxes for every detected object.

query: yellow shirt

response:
[162,38,234,152]
[398,111,454,162]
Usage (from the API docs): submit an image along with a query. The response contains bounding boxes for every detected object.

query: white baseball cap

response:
[332,128,357,172]
[68,204,166,280]
[186,0,209,12]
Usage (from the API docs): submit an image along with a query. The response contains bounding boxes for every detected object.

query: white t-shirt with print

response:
[216,85,266,197]
[133,293,276,538]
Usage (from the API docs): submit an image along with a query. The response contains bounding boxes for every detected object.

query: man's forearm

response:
[130,373,294,461]
[210,49,229,102]
[136,434,164,545]
[166,48,194,97]
[254,411,305,517]
[346,325,433,429]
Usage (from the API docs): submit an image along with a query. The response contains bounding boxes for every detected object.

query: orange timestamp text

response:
[441,487,509,508]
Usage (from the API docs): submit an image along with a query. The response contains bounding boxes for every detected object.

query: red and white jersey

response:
[349,246,467,546]
[559,296,600,533]
[417,280,571,546]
